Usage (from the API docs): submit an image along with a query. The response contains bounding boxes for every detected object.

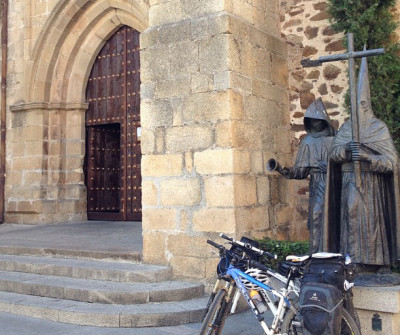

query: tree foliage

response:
[328,0,400,151]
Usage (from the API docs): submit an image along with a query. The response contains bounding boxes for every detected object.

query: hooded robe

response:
[284,98,336,253]
[328,57,399,265]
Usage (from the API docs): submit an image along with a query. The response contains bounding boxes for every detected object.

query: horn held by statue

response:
[267,158,280,172]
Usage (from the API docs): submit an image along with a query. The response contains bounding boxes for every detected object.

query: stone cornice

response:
[10,101,89,112]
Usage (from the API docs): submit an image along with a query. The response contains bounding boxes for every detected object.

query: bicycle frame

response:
[224,264,294,335]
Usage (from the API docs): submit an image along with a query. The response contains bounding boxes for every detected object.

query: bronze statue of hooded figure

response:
[327,56,400,268]
[277,98,336,253]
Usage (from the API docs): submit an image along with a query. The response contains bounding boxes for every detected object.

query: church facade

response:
[1,0,385,280]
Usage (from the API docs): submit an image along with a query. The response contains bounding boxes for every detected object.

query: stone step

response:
[0,291,208,327]
[0,254,172,282]
[0,246,141,262]
[0,270,204,304]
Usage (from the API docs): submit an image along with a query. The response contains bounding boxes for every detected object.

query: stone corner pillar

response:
[141,0,293,281]
[5,104,87,224]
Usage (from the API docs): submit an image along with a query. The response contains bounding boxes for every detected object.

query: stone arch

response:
[27,0,149,105]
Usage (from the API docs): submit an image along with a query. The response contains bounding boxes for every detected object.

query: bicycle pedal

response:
[291,321,302,327]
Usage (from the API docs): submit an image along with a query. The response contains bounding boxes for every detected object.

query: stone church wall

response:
[1,0,399,281]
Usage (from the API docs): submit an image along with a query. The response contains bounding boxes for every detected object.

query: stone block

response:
[159,178,201,206]
[215,121,234,148]
[231,120,263,149]
[271,54,289,87]
[228,36,255,76]
[235,206,269,236]
[251,151,264,174]
[155,76,191,99]
[25,141,44,156]
[226,0,254,25]
[204,176,235,207]
[66,141,84,156]
[193,208,236,233]
[13,157,43,170]
[141,99,173,129]
[170,255,206,279]
[140,44,170,81]
[155,127,165,153]
[353,285,400,335]
[184,151,193,174]
[167,234,210,258]
[256,176,270,205]
[141,154,182,177]
[191,73,212,93]
[157,20,192,46]
[183,91,230,123]
[140,128,155,154]
[142,208,176,230]
[142,180,158,206]
[170,42,199,77]
[199,34,229,74]
[233,175,257,206]
[23,172,42,185]
[165,125,213,153]
[194,149,251,175]
[142,231,168,265]
[150,0,223,26]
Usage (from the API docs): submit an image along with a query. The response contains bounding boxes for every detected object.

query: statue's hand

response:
[318,161,327,173]
[346,141,370,161]
[277,166,290,176]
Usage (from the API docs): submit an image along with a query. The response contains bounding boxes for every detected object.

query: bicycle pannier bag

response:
[302,257,347,291]
[299,282,343,335]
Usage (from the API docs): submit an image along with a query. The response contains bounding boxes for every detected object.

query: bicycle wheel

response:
[280,308,361,335]
[199,289,232,335]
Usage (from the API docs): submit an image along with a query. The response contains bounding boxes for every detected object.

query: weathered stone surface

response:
[165,125,213,153]
[323,64,341,80]
[302,46,318,57]
[306,70,320,79]
[282,19,302,29]
[318,83,328,95]
[194,149,251,175]
[310,11,330,21]
[300,91,316,109]
[159,178,201,207]
[322,26,336,36]
[331,84,344,93]
[305,26,318,39]
[325,40,345,52]
[193,208,236,233]
[314,2,329,11]
[142,154,182,177]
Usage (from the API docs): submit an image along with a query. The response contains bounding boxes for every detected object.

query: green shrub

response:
[328,0,400,151]
[257,238,309,270]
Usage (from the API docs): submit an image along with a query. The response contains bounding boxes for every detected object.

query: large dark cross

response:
[301,33,385,189]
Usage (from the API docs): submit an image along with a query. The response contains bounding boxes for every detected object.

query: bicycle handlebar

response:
[220,233,277,260]
[207,239,225,251]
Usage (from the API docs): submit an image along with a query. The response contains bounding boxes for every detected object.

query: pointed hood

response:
[357,52,375,128]
[304,97,335,137]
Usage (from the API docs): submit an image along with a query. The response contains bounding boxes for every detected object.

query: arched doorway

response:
[85,26,142,221]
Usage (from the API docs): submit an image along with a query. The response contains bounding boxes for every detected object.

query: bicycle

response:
[201,233,361,335]
[200,233,301,335]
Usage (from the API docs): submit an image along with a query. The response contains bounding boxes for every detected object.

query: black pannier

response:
[302,257,347,291]
[299,282,343,335]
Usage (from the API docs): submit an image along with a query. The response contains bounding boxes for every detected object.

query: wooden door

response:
[85,26,141,221]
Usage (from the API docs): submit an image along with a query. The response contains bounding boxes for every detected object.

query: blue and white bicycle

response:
[200,233,361,335]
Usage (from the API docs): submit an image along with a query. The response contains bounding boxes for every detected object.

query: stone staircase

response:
[0,250,207,328]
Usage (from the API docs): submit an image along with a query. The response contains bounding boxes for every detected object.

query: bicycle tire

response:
[199,289,232,335]
[280,307,361,335]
